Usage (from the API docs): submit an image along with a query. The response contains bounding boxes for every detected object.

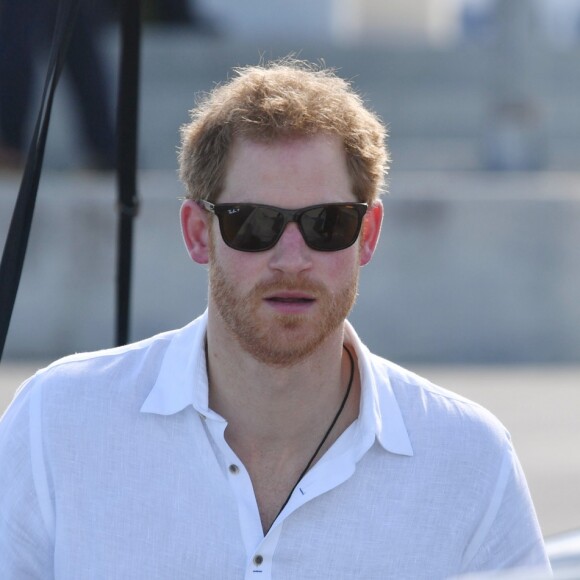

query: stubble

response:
[209,259,359,367]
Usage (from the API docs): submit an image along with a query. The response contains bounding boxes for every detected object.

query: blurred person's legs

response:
[0,0,38,169]
[0,0,116,171]
[66,4,116,170]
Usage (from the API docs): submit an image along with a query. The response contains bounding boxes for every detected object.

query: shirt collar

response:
[141,312,414,457]
[344,320,414,457]
[140,310,211,416]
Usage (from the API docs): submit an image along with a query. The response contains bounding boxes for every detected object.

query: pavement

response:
[1,361,578,537]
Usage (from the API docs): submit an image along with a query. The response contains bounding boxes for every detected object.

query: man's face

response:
[207,134,364,367]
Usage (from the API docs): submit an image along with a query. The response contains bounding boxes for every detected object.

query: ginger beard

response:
[208,237,360,367]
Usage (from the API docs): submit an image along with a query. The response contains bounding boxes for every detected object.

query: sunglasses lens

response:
[216,203,365,252]
[219,205,281,251]
[300,205,363,251]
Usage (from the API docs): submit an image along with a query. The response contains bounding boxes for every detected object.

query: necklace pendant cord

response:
[270,345,355,530]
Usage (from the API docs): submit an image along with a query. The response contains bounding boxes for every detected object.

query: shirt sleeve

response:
[0,379,54,577]
[460,439,552,576]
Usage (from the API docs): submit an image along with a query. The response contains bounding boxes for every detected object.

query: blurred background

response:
[1,0,579,537]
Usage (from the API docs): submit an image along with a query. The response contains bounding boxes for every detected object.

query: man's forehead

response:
[224,133,349,181]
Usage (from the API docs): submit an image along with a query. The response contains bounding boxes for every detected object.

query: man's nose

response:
[267,223,313,273]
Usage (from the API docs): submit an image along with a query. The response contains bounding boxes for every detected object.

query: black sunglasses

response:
[199,201,368,252]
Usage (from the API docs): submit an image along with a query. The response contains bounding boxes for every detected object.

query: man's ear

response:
[180,199,210,264]
[359,201,383,266]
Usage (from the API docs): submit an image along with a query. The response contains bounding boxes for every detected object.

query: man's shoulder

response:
[36,327,177,384]
[14,317,204,413]
[367,352,509,448]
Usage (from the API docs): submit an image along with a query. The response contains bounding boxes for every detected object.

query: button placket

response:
[242,521,282,579]
[204,418,276,570]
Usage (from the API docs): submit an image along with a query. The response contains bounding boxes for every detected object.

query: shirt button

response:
[228,464,240,474]
[253,555,264,566]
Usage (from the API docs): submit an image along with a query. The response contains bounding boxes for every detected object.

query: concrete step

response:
[20,28,580,172]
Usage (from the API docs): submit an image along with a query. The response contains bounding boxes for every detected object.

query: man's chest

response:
[52,473,466,580]
[48,412,477,579]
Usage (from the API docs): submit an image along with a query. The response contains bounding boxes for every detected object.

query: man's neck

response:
[205,312,361,533]
[205,319,354,446]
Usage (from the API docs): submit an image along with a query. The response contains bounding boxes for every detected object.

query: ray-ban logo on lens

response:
[227,208,240,215]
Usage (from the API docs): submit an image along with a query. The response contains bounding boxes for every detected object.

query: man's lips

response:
[264,292,316,304]
[265,293,315,304]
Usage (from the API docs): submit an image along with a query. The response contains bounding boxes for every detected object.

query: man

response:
[0,59,550,578]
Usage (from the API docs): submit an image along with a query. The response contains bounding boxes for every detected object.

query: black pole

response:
[0,0,80,361]
[115,0,142,346]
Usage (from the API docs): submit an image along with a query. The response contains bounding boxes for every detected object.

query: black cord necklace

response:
[272,345,355,527]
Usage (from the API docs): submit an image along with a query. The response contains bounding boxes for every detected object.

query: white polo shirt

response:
[0,311,550,579]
